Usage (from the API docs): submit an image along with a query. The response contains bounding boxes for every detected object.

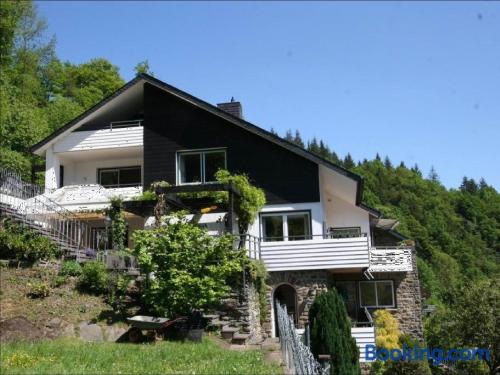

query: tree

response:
[450,280,499,374]
[269,127,278,136]
[375,153,381,161]
[284,129,294,142]
[343,153,355,169]
[293,130,305,148]
[309,289,360,375]
[132,215,245,316]
[134,59,153,76]
[307,137,320,155]
[428,166,439,182]
[384,156,393,169]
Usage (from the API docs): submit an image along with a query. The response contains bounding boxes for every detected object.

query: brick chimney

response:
[217,97,243,119]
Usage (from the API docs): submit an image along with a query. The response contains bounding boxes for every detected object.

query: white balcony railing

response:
[368,247,413,272]
[259,235,370,272]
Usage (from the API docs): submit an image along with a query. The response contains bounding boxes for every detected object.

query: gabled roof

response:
[31,73,369,205]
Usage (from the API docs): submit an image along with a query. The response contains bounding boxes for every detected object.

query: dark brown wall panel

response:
[143,83,319,205]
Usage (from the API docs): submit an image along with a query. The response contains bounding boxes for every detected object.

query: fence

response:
[275,302,327,375]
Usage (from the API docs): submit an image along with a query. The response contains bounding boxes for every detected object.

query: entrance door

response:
[274,284,297,336]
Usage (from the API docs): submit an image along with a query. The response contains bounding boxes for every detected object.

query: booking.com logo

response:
[365,344,491,365]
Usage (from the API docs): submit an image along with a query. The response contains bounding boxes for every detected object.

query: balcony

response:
[258,234,370,272]
[368,247,413,272]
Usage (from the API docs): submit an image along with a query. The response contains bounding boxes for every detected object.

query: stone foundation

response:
[216,283,263,343]
[332,248,424,342]
[264,270,329,337]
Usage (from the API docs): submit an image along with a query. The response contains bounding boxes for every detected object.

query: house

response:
[3,74,424,361]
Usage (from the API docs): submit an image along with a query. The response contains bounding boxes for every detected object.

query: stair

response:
[203,313,251,346]
[1,168,98,261]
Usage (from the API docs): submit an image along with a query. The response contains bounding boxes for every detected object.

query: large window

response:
[98,166,141,188]
[261,211,311,242]
[177,149,226,184]
[359,280,395,308]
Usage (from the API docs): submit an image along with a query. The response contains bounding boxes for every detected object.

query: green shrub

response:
[59,260,82,277]
[27,281,51,298]
[0,220,60,263]
[105,272,132,314]
[309,289,360,375]
[77,261,108,294]
[51,275,67,288]
[132,214,244,316]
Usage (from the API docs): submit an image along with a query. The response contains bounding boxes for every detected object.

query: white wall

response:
[66,157,143,185]
[247,202,324,239]
[45,146,60,190]
[53,127,143,153]
[323,194,371,246]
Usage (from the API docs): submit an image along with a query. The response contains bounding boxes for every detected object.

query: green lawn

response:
[0,337,282,374]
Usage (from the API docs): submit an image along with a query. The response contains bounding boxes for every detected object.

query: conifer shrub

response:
[309,289,360,375]
[373,310,401,350]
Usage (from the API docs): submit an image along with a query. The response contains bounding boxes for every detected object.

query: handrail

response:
[0,168,100,260]
[364,307,374,326]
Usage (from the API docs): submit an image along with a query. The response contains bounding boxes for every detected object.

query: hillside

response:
[1,0,498,357]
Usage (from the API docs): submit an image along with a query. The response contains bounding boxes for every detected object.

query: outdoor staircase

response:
[0,168,98,261]
[203,313,251,346]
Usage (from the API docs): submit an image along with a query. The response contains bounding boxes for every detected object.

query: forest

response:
[1,2,498,371]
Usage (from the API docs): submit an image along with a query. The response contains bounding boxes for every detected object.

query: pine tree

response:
[343,153,355,169]
[479,178,488,191]
[330,151,340,164]
[428,166,439,182]
[384,156,393,169]
[284,129,294,142]
[399,161,407,169]
[269,127,278,136]
[309,289,360,375]
[411,164,422,177]
[308,137,320,155]
[375,153,381,161]
[293,130,305,148]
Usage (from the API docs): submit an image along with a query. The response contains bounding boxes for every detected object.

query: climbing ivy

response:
[105,197,127,252]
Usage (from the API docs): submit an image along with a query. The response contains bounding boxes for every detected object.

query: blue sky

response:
[37,1,500,189]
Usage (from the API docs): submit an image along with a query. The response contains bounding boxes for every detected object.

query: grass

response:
[0,266,112,327]
[0,338,282,374]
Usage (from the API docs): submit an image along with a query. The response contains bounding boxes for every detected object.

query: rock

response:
[0,316,44,342]
[46,318,62,328]
[79,322,103,342]
[103,325,127,342]
[60,323,75,338]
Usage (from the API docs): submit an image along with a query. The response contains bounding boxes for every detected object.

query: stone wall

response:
[264,270,329,337]
[332,248,424,342]
[217,282,263,343]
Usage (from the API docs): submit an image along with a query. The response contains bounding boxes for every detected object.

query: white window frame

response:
[176,148,227,185]
[358,280,395,308]
[260,211,312,242]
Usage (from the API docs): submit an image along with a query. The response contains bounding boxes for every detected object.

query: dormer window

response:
[177,149,226,184]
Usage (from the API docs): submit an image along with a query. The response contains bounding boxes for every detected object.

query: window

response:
[178,149,226,184]
[98,166,141,188]
[328,227,361,239]
[261,212,311,242]
[359,280,395,308]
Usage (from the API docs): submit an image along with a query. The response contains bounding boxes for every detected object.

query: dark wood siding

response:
[143,83,319,205]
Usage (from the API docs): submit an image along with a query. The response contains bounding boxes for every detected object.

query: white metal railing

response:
[368,247,413,272]
[0,168,101,260]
